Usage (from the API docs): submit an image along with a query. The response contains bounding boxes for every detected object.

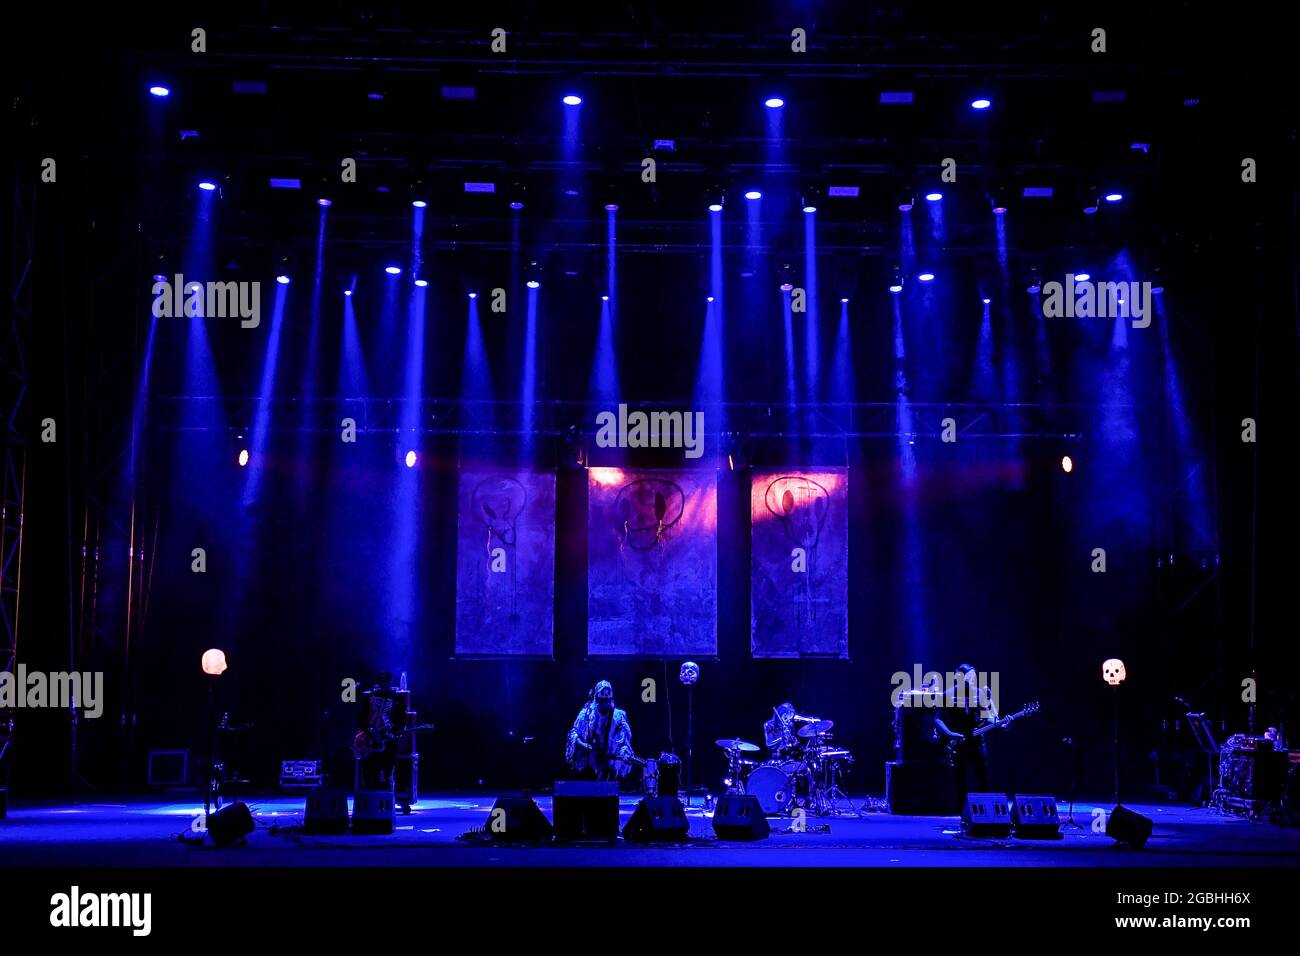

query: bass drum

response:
[745,764,792,814]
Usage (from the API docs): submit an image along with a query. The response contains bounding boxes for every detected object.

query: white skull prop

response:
[1102,658,1126,686]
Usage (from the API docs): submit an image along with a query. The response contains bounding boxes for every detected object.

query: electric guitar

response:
[944,701,1040,766]
[352,722,435,759]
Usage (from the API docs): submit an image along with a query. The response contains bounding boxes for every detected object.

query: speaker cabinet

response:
[304,787,350,834]
[886,760,959,814]
[487,795,554,842]
[961,792,1012,838]
[1011,794,1061,839]
[712,795,770,841]
[623,796,689,843]
[352,789,395,835]
[207,801,255,846]
[1106,804,1153,848]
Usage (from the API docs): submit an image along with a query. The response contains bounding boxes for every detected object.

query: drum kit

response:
[716,712,860,817]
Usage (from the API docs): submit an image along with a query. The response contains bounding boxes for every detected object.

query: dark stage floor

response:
[3,794,1297,867]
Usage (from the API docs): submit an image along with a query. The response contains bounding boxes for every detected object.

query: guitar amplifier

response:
[280,760,324,789]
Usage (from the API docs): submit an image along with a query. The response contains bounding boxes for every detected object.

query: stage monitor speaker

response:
[1105,804,1152,848]
[886,761,959,815]
[207,801,255,846]
[711,795,769,841]
[487,795,554,842]
[352,789,395,835]
[961,792,1013,838]
[1011,794,1061,839]
[623,796,689,843]
[554,781,620,841]
[147,749,190,787]
[303,787,350,834]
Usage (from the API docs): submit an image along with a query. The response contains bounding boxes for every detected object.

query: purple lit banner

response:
[587,468,717,657]
[454,471,555,657]
[750,470,849,659]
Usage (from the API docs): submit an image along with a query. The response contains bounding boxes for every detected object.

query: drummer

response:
[764,702,800,757]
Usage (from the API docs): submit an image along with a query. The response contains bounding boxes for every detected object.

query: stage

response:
[3,794,1296,868]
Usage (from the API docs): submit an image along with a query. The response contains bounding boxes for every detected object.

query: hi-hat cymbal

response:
[715,737,760,753]
[797,720,834,738]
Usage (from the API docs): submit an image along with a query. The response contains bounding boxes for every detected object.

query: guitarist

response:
[933,664,1000,803]
[354,672,406,790]
[565,681,635,781]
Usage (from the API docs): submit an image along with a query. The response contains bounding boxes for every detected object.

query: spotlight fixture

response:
[1075,273,1091,282]
[562,94,583,106]
[840,297,849,303]
[527,280,540,289]
[780,282,794,292]
[1027,282,1041,294]
[1104,193,1124,203]
[343,290,352,297]
[744,190,762,200]
[385,266,401,275]
[468,292,478,299]
[971,98,992,110]
[1062,455,1074,473]
[404,451,418,468]
[509,201,525,210]
[889,284,903,294]
[993,205,1007,215]
[237,449,250,467]
[604,203,619,212]
[1083,205,1098,215]
[149,85,170,97]
[982,297,992,304]
[198,181,217,191]
[317,198,332,207]
[925,192,943,202]
[708,203,723,212]
[601,295,609,302]
[275,275,290,285]
[706,296,715,303]
[898,199,914,212]
[764,97,785,109]
[414,279,429,288]
[918,273,935,282]
[412,200,427,208]
[803,205,817,213]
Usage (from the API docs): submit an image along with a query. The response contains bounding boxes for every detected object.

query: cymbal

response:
[716,737,760,753]
[797,719,834,738]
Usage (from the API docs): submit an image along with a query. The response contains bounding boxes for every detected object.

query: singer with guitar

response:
[565,680,635,781]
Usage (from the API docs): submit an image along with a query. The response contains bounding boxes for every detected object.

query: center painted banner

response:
[587,468,718,656]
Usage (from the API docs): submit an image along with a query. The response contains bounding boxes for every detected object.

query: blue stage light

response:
[889,284,903,294]
[918,273,935,282]
[898,202,913,212]
[412,200,427,208]
[527,280,540,289]
[1062,455,1074,473]
[198,181,217,191]
[803,205,817,213]
[925,192,942,202]
[1075,273,1091,282]
[317,198,332,207]
[993,206,1007,215]
[708,203,723,212]
[765,97,784,109]
[468,292,478,299]
[343,290,352,297]
[744,190,762,200]
[149,86,170,98]
[237,449,250,467]
[982,297,992,304]
[385,266,401,275]
[414,279,428,287]
[405,450,417,468]
[1104,193,1123,203]
[510,201,525,210]
[971,98,991,110]
[276,275,290,285]
[562,94,582,106]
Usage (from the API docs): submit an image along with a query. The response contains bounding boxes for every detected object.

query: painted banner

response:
[454,471,556,656]
[750,470,849,658]
[587,468,717,656]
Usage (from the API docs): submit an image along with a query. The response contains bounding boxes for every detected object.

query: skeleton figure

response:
[764,476,830,632]
[471,476,528,619]
[565,680,634,780]
[615,478,685,552]
[1102,659,1126,686]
